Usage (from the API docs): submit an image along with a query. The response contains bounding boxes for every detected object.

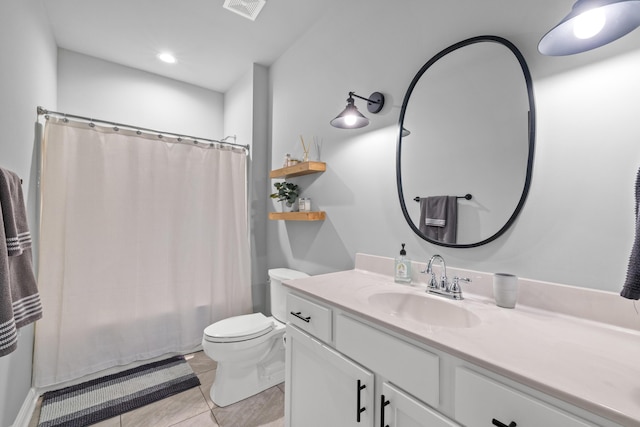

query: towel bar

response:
[413,194,472,202]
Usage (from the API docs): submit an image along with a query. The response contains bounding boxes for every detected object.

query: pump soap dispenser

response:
[394,243,412,284]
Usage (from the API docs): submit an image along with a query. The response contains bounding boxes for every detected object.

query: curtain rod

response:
[36,106,249,151]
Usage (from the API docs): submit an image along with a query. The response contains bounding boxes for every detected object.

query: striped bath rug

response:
[38,355,201,427]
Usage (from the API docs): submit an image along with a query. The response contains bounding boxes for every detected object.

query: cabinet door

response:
[285,324,374,427]
[382,382,459,427]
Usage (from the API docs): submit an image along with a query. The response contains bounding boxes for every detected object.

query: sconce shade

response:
[539,0,640,56]
[330,91,385,129]
[330,98,370,129]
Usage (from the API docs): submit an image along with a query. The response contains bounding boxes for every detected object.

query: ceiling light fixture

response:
[330,91,385,129]
[538,0,640,55]
[157,52,177,64]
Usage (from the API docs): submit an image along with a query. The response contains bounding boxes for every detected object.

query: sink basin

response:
[367,292,481,328]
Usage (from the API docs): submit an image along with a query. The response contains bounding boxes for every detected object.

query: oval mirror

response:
[397,36,535,248]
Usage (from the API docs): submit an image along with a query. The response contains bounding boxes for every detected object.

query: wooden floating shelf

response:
[269,211,326,221]
[270,161,326,179]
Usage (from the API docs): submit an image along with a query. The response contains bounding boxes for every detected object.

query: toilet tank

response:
[268,268,309,322]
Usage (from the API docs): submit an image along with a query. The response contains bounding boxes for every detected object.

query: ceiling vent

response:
[223,0,267,21]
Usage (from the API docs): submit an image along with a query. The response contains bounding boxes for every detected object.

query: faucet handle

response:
[427,272,438,289]
[450,277,471,294]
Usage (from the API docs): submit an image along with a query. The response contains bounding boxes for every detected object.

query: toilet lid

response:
[204,313,274,343]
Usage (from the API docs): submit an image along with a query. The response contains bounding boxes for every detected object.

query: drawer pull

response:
[380,394,390,427]
[290,311,311,323]
[492,419,516,427]
[356,380,367,422]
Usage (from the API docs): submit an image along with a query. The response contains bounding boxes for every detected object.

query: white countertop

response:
[283,268,640,427]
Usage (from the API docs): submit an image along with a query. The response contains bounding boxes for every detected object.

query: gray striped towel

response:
[0,167,42,357]
[622,167,640,300]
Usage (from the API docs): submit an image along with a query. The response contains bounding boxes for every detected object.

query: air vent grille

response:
[223,0,266,21]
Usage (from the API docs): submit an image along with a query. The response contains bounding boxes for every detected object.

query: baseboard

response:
[11,387,38,427]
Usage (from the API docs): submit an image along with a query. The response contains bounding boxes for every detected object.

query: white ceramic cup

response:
[493,273,518,308]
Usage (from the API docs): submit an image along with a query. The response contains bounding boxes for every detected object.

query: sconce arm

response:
[348,91,385,113]
[349,91,382,105]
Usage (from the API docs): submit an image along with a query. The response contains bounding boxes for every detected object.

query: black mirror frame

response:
[396,35,536,248]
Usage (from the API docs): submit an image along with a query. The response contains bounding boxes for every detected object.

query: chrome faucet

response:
[422,254,470,300]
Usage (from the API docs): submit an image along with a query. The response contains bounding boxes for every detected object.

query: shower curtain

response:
[33,118,252,387]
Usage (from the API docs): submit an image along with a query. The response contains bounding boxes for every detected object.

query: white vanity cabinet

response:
[285,325,374,427]
[285,293,457,427]
[285,292,615,427]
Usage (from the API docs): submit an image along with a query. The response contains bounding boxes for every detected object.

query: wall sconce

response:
[538,0,640,56]
[330,91,385,129]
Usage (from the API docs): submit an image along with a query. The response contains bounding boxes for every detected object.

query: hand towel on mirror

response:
[0,167,42,357]
[622,168,640,300]
[419,196,457,244]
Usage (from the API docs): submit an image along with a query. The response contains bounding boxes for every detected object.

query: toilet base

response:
[210,336,285,407]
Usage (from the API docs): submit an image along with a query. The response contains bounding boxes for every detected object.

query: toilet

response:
[202,268,309,407]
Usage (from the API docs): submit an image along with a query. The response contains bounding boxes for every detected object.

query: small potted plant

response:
[270,181,300,211]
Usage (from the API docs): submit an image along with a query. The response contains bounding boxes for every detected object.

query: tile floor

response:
[28,351,285,427]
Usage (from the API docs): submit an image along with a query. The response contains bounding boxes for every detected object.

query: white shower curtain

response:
[34,118,252,387]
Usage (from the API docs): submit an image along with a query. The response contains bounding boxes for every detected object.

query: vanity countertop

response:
[283,268,640,427]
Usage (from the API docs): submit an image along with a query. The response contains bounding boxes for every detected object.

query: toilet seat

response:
[204,313,275,343]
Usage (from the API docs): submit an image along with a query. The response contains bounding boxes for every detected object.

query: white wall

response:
[268,0,640,293]
[0,0,57,425]
[58,49,224,138]
[224,64,269,313]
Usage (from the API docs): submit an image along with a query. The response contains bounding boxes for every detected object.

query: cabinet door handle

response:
[290,311,311,323]
[356,380,367,422]
[380,394,390,427]
[492,419,517,427]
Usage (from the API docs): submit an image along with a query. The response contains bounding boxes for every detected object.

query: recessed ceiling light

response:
[157,52,177,64]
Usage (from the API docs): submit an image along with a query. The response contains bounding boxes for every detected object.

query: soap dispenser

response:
[394,243,412,284]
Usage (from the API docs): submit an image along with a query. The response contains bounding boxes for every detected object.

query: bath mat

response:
[38,355,200,427]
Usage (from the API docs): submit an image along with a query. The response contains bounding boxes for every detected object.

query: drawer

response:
[336,314,440,408]
[455,368,595,427]
[286,293,332,343]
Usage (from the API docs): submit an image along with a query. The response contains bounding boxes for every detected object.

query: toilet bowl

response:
[202,313,286,407]
[201,268,309,407]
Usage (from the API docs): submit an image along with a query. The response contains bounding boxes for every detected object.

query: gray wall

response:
[268,0,640,293]
[0,1,57,425]
[224,64,269,313]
